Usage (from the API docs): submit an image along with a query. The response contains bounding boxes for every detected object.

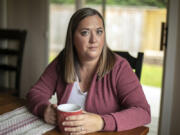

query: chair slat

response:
[0,64,17,71]
[114,51,144,80]
[0,49,19,55]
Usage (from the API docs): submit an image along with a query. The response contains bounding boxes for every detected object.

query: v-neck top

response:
[66,79,87,110]
[27,54,151,132]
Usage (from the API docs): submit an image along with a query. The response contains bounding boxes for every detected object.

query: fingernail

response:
[62,122,65,125]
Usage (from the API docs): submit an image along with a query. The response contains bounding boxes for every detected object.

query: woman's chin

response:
[85,54,100,61]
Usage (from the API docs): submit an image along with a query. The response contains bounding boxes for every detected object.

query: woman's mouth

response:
[88,46,98,50]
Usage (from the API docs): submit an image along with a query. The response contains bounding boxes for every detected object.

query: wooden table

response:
[0,93,149,135]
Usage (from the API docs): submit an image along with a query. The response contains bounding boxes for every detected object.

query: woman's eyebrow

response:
[79,28,90,31]
[97,27,103,30]
[80,27,103,30]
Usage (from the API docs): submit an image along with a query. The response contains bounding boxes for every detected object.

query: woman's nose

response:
[89,31,97,43]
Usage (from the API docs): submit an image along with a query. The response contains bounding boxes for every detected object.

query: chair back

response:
[114,51,144,80]
[0,29,27,96]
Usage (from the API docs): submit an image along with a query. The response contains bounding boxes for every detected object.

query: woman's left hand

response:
[62,111,104,135]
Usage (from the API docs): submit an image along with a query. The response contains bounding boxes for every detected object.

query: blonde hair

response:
[57,8,115,83]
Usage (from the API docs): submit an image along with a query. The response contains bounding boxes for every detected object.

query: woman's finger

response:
[49,120,56,125]
[63,120,83,127]
[50,116,56,122]
[51,111,57,117]
[51,104,57,109]
[64,126,83,132]
[65,126,87,134]
[69,129,88,135]
[66,114,84,120]
[49,116,57,124]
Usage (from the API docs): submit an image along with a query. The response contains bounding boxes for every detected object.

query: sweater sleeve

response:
[101,58,151,131]
[26,58,58,118]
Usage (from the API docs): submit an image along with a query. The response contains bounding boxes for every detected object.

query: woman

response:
[27,8,151,135]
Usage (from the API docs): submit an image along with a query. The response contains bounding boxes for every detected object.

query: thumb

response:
[51,104,57,109]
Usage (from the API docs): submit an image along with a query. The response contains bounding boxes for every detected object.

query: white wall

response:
[169,1,180,133]
[6,0,49,98]
[159,0,180,134]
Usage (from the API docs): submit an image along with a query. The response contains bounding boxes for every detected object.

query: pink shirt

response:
[27,55,151,131]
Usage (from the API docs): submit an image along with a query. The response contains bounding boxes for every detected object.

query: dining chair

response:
[114,51,144,80]
[0,29,27,97]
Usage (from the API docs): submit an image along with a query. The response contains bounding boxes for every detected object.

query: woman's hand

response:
[44,104,57,125]
[62,111,104,135]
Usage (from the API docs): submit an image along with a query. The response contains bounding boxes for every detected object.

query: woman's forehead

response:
[77,15,104,29]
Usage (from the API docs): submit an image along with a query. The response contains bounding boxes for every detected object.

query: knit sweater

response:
[27,54,151,131]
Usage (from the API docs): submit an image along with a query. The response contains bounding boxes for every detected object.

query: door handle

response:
[160,22,168,51]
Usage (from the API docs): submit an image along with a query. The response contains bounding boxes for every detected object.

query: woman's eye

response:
[97,29,103,35]
[80,31,89,36]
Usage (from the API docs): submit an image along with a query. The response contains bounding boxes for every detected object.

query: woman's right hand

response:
[44,104,57,125]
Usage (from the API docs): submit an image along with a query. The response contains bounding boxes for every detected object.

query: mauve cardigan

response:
[27,55,151,132]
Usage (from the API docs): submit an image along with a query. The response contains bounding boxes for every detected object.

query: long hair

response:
[57,8,115,83]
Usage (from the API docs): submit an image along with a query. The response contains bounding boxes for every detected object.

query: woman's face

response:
[73,15,105,62]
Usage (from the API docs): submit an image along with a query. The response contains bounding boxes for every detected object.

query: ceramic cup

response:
[57,104,82,133]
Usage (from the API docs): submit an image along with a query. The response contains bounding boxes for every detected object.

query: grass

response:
[49,55,163,88]
[141,64,163,87]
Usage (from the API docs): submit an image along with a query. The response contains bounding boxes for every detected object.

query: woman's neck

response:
[79,58,99,74]
[77,58,99,88]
